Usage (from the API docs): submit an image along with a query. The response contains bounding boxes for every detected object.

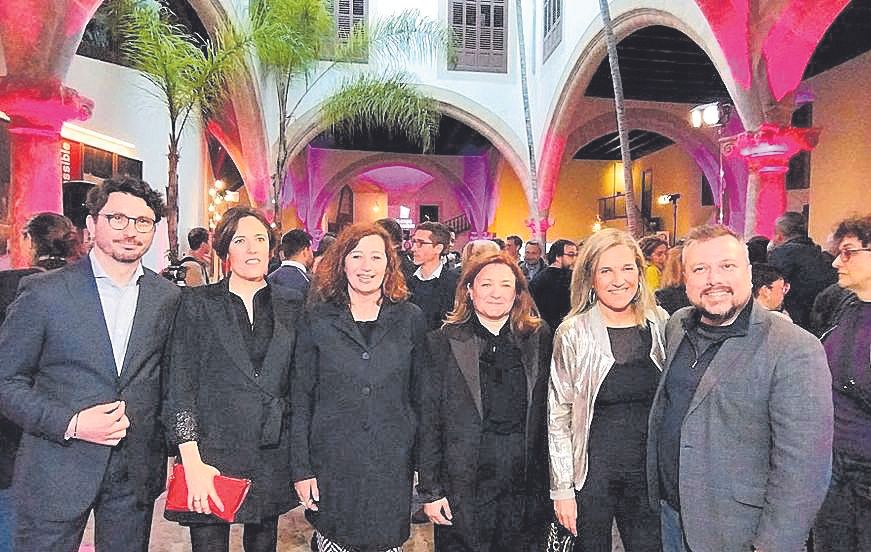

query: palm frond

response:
[250,0,333,79]
[321,72,441,153]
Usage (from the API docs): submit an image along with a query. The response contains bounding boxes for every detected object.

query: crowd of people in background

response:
[0,175,868,552]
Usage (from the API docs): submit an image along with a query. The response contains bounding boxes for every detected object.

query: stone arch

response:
[562,108,741,216]
[538,0,757,214]
[304,153,490,234]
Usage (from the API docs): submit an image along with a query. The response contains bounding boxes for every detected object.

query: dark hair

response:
[315,233,337,257]
[547,239,575,264]
[682,224,746,265]
[309,223,408,306]
[280,229,312,258]
[524,240,541,251]
[752,263,785,297]
[375,218,404,249]
[85,176,165,223]
[444,252,541,336]
[492,238,505,249]
[415,221,451,254]
[22,212,79,268]
[506,235,522,248]
[188,227,210,250]
[775,211,808,239]
[212,207,275,260]
[833,214,871,248]
[638,235,668,259]
[746,235,770,264]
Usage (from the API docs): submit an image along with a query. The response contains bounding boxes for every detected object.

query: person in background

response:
[376,218,416,283]
[164,207,301,552]
[268,229,313,296]
[180,227,212,287]
[292,223,428,552]
[528,239,577,331]
[655,243,690,314]
[746,235,770,264]
[503,235,522,263]
[408,222,459,330]
[419,252,551,551]
[491,238,505,251]
[750,263,790,318]
[454,239,500,276]
[0,212,79,552]
[520,240,547,281]
[549,229,667,551]
[311,233,336,274]
[814,214,871,552]
[639,235,669,291]
[768,211,838,330]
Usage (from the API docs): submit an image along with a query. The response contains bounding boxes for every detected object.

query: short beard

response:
[696,304,740,324]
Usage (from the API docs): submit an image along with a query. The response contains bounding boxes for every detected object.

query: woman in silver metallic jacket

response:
[548,229,668,551]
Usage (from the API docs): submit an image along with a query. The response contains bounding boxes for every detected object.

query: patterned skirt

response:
[315,531,403,552]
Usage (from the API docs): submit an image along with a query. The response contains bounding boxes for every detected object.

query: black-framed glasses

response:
[837,248,871,262]
[410,239,435,248]
[99,212,156,233]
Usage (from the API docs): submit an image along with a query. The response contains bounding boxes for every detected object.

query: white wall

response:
[65,55,209,270]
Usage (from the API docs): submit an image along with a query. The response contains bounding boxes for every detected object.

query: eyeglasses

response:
[410,239,435,248]
[837,248,871,262]
[99,212,156,233]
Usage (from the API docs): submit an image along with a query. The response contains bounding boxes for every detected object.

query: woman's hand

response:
[294,478,320,511]
[184,461,224,515]
[424,497,453,525]
[554,497,578,536]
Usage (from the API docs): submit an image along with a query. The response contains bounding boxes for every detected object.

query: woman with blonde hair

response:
[292,223,428,552]
[419,251,551,551]
[549,228,667,551]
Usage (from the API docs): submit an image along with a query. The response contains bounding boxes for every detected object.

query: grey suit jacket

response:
[0,258,180,521]
[647,302,833,552]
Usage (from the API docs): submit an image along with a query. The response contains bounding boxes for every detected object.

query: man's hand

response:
[69,401,130,446]
[424,497,453,525]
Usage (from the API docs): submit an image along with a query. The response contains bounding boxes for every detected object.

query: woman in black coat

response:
[418,252,552,552]
[164,207,301,552]
[292,223,428,552]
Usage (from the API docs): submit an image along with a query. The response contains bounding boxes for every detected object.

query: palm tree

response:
[598,0,643,237]
[119,0,249,262]
[250,0,453,228]
[513,0,544,244]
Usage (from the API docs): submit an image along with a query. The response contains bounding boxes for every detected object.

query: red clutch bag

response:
[165,463,252,523]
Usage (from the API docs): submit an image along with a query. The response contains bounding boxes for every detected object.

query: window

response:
[450,0,507,73]
[786,103,812,190]
[542,0,562,62]
[328,0,367,41]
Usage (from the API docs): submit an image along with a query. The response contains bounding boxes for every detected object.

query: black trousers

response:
[574,469,660,552]
[813,450,871,552]
[14,449,153,552]
[189,515,279,552]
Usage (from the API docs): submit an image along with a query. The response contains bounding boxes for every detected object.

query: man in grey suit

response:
[647,224,833,552]
[0,177,180,552]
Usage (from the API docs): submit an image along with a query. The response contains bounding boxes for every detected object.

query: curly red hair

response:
[309,223,409,305]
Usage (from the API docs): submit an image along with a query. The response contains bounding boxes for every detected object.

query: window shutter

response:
[329,0,367,41]
[450,0,507,73]
[543,0,562,62]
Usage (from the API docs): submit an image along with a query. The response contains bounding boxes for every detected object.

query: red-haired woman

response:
[291,223,428,552]
[418,252,552,551]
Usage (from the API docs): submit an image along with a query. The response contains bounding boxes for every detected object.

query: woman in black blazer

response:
[418,251,552,552]
[292,223,428,552]
[164,207,301,552]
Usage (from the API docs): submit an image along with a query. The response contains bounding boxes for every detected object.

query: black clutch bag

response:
[545,520,575,552]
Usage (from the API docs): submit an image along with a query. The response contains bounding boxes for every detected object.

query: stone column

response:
[0,80,93,266]
[721,123,819,238]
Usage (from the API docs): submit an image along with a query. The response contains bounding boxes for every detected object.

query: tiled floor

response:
[80,491,628,551]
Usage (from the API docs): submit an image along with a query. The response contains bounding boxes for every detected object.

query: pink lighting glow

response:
[694,0,752,90]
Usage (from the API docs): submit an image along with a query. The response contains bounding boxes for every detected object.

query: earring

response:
[588,288,596,305]
[631,286,641,304]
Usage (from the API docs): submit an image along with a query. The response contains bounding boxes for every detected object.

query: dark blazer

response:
[291,299,428,550]
[647,302,833,552]
[164,281,302,524]
[409,268,460,330]
[0,268,40,488]
[267,264,310,296]
[0,258,180,520]
[769,236,837,329]
[418,320,552,551]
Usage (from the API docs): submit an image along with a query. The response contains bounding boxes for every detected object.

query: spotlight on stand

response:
[657,193,681,246]
[690,102,732,128]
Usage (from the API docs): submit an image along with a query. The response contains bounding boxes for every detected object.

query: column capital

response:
[0,78,93,132]
[721,123,820,174]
